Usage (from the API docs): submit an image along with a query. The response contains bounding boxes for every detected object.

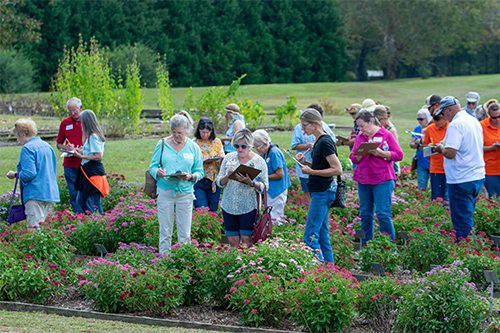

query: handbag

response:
[253,183,273,244]
[411,153,418,172]
[8,173,26,225]
[144,139,165,199]
[330,175,346,209]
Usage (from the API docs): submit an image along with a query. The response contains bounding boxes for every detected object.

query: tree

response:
[340,0,496,79]
[0,0,41,49]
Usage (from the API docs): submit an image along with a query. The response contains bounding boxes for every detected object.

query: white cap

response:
[466,92,480,103]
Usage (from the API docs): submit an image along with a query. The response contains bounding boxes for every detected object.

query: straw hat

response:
[359,99,377,112]
[224,103,241,116]
[345,103,362,114]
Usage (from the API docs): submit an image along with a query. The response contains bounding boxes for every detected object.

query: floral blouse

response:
[216,152,269,215]
[193,138,224,192]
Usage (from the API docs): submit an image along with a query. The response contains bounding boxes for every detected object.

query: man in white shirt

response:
[434,96,485,242]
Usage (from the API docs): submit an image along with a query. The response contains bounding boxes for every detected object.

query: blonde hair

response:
[232,128,254,146]
[13,118,37,137]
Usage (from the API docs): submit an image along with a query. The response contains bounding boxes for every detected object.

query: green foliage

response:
[288,265,358,332]
[239,98,265,129]
[228,273,288,327]
[393,261,490,333]
[359,232,399,273]
[107,43,157,88]
[79,258,188,314]
[51,36,115,118]
[185,207,223,243]
[473,197,500,237]
[272,96,298,129]
[0,0,41,48]
[403,226,454,272]
[0,48,38,93]
[157,57,174,128]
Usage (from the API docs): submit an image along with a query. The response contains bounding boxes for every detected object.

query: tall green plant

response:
[240,98,265,129]
[273,96,299,129]
[51,35,115,118]
[157,57,174,129]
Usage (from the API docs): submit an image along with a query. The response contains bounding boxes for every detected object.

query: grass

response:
[0,74,497,193]
[0,310,222,333]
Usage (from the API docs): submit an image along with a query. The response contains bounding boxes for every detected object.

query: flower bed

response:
[0,172,499,331]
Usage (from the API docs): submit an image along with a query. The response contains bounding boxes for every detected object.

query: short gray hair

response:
[66,97,82,108]
[416,108,432,123]
[170,110,194,134]
[232,128,254,147]
[253,129,270,145]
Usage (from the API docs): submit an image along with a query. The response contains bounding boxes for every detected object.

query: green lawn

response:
[1,74,498,194]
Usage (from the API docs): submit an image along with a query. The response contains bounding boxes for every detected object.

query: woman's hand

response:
[228,167,235,175]
[157,168,166,177]
[177,173,195,181]
[235,172,253,186]
[296,154,306,164]
[368,148,391,160]
[300,165,313,175]
[6,171,16,179]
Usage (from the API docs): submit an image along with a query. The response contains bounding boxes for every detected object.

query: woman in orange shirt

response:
[424,114,449,201]
[481,103,500,198]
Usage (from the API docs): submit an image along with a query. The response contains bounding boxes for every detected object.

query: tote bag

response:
[253,184,273,244]
[8,173,26,225]
[144,139,164,199]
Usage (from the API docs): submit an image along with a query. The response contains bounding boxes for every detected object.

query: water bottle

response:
[382,141,389,160]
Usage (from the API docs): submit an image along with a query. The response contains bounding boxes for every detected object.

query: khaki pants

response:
[157,188,194,254]
[25,199,54,227]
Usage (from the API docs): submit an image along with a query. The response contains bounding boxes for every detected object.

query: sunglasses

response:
[417,118,425,121]
[199,119,213,124]
[490,115,500,120]
[233,144,249,150]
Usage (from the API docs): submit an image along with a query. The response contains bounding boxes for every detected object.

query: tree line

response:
[0,0,498,93]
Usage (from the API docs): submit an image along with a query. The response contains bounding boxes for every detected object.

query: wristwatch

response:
[340,141,344,146]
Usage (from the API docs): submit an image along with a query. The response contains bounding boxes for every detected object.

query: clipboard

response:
[353,142,381,156]
[336,135,350,142]
[166,171,188,177]
[228,164,261,182]
[203,156,222,164]
[283,149,305,167]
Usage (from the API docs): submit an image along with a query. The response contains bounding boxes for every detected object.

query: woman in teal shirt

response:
[149,111,204,254]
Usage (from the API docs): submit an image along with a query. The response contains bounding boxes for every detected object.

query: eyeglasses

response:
[467,101,477,105]
[255,144,264,150]
[417,118,425,121]
[301,123,312,129]
[427,104,437,110]
[68,109,79,114]
[233,144,249,150]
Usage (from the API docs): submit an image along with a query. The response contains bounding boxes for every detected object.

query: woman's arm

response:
[268,167,284,181]
[301,154,342,177]
[232,120,242,133]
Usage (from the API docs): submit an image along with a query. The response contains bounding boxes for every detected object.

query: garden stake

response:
[355,229,366,251]
[95,244,108,258]
[398,231,409,247]
[484,270,499,313]
[491,236,500,257]
[371,262,385,277]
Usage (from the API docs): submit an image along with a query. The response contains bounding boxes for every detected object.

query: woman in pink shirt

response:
[349,111,404,244]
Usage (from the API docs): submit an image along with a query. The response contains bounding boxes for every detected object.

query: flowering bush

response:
[474,197,500,237]
[393,261,490,332]
[78,257,188,314]
[288,265,359,332]
[329,219,356,269]
[184,207,223,243]
[228,273,288,327]
[359,232,399,273]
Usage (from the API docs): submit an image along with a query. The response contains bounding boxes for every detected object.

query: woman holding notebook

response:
[349,111,404,245]
[216,128,268,247]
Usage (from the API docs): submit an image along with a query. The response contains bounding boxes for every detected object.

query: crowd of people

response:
[5,92,499,263]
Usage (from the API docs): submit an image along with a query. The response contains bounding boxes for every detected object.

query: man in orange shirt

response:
[481,102,500,198]
[424,114,449,201]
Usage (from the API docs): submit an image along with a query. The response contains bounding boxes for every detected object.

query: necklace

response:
[173,137,187,145]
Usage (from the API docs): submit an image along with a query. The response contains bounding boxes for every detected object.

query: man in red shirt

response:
[56,97,84,213]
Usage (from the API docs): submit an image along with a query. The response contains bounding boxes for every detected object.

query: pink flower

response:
[251,309,258,314]
[243,299,250,304]
[252,280,260,286]
[122,222,128,226]
[229,287,238,292]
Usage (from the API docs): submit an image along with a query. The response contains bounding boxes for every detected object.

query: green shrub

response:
[0,48,38,93]
[393,261,490,333]
[107,43,157,88]
[359,232,399,273]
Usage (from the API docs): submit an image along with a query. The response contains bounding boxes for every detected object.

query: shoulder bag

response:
[144,139,164,199]
[8,173,26,224]
[253,183,273,244]
[330,175,346,209]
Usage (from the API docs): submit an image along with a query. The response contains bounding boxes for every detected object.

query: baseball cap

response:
[424,94,441,108]
[466,92,480,103]
[434,96,458,117]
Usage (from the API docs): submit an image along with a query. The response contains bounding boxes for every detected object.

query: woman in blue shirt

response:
[409,108,432,190]
[149,111,204,254]
[73,110,108,214]
[221,104,245,154]
[253,129,291,222]
[6,118,59,227]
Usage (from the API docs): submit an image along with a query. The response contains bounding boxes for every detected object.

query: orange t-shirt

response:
[481,118,500,175]
[424,123,448,174]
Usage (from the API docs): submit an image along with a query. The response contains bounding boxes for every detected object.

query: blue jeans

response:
[77,192,103,214]
[358,180,395,244]
[303,187,336,264]
[64,166,84,213]
[416,164,429,190]
[193,178,222,213]
[484,175,500,199]
[430,173,448,202]
[448,179,484,241]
